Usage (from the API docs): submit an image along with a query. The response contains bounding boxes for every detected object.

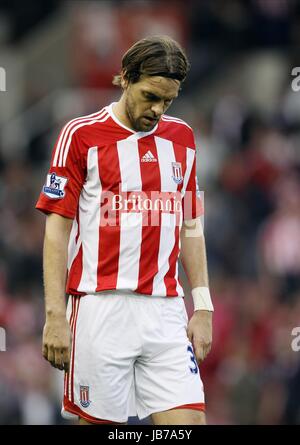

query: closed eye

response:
[143,92,174,108]
[144,92,160,101]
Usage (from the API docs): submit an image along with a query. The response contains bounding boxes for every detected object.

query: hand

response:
[42,316,72,372]
[187,310,212,363]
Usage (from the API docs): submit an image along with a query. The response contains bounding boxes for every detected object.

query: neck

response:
[112,95,134,130]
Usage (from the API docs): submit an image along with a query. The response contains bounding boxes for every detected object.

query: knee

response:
[193,410,206,425]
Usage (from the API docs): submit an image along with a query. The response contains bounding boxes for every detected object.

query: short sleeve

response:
[36,125,86,219]
[182,152,204,221]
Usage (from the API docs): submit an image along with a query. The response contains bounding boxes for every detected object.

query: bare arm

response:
[180,217,212,363]
[42,213,73,371]
[180,217,209,289]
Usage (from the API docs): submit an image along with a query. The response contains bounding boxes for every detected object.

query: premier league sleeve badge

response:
[42,172,68,199]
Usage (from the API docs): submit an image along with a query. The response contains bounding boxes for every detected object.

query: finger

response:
[62,348,70,372]
[205,343,212,356]
[198,343,211,362]
[54,349,64,370]
[194,345,206,363]
[47,346,55,366]
[42,344,48,360]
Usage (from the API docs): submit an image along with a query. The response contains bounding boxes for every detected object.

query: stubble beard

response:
[125,96,155,132]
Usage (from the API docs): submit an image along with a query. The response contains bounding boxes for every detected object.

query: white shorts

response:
[62,291,205,423]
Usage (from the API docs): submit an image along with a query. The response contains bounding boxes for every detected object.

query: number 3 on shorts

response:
[187,345,198,374]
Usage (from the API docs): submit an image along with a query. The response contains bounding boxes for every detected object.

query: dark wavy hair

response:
[112,35,190,87]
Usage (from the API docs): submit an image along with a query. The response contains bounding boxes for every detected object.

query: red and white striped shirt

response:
[36,103,203,297]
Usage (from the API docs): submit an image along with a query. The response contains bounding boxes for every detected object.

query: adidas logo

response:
[141,150,157,163]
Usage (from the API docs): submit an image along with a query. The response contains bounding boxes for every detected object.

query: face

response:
[123,75,180,132]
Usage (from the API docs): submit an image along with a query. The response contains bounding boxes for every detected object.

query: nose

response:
[151,101,164,117]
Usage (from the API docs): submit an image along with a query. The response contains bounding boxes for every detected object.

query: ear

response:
[121,70,129,89]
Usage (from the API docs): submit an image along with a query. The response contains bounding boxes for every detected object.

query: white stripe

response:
[62,112,109,167]
[162,115,183,121]
[152,213,177,296]
[175,209,184,296]
[77,147,102,293]
[67,218,81,271]
[182,148,195,195]
[175,261,184,296]
[155,136,177,192]
[117,138,142,191]
[69,297,79,401]
[68,296,74,400]
[162,115,192,129]
[148,151,155,159]
[116,212,143,290]
[65,296,73,397]
[53,108,107,167]
[73,297,80,401]
[67,296,73,399]
[162,114,185,122]
[56,108,107,167]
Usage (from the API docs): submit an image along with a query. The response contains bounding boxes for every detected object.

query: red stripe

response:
[136,138,161,294]
[161,115,192,130]
[64,371,68,397]
[183,155,202,220]
[164,142,187,296]
[53,109,107,167]
[173,142,187,194]
[164,224,180,295]
[65,297,75,397]
[63,396,121,424]
[172,402,206,412]
[50,126,65,166]
[75,207,80,244]
[67,244,84,295]
[66,210,81,295]
[68,297,76,401]
[55,109,108,166]
[97,142,122,290]
[70,298,80,403]
[67,295,75,396]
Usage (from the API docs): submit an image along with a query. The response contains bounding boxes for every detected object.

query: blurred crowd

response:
[0,0,300,424]
[193,90,300,425]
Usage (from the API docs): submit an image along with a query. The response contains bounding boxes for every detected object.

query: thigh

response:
[135,297,205,420]
[79,418,128,425]
[152,409,206,425]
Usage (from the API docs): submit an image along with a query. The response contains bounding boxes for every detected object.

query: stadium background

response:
[0,0,300,425]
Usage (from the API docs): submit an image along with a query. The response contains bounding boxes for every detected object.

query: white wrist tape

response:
[191,287,214,312]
